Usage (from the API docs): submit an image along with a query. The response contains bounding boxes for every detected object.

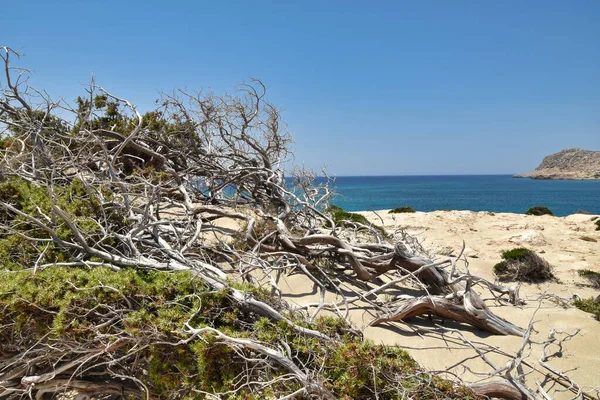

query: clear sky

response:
[2,0,599,175]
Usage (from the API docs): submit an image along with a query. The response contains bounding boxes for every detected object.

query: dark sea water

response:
[315,175,600,216]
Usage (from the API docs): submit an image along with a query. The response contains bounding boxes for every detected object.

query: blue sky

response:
[2,0,599,175]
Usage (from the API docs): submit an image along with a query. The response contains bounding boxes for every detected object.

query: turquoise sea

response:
[319,175,600,216]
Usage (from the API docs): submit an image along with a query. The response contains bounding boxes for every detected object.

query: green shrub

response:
[325,205,386,235]
[525,206,554,216]
[0,265,473,399]
[573,297,600,320]
[595,219,600,231]
[500,248,533,261]
[0,178,128,269]
[389,206,416,214]
[578,269,600,288]
[493,247,555,283]
[325,205,368,224]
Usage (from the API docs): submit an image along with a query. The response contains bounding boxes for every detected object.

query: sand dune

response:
[278,210,600,399]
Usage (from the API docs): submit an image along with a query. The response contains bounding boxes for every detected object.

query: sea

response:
[313,175,600,217]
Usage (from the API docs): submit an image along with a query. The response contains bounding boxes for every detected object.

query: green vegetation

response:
[493,247,555,283]
[389,206,416,214]
[573,297,600,320]
[0,266,474,399]
[595,219,600,231]
[325,205,370,225]
[325,205,386,235]
[525,206,554,216]
[0,178,127,270]
[578,269,600,288]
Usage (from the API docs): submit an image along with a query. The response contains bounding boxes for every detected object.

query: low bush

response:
[573,297,600,320]
[493,247,555,283]
[389,206,416,214]
[595,219,600,231]
[578,269,600,288]
[325,205,386,235]
[525,206,554,216]
[326,205,369,225]
[0,265,475,399]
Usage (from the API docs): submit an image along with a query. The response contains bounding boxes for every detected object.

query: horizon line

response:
[286,173,517,178]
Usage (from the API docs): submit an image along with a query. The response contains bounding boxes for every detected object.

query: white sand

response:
[277,210,600,398]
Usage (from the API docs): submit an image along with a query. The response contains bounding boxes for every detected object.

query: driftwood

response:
[370,292,525,336]
[469,380,530,400]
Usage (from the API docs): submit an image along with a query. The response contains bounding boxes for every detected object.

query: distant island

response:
[514,148,600,180]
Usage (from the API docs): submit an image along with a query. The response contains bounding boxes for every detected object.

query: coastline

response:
[513,170,600,180]
[513,149,600,181]
[327,175,600,217]
[280,209,600,397]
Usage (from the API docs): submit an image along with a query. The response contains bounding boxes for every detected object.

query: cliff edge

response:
[514,148,600,180]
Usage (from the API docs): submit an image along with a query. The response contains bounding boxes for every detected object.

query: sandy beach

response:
[278,210,600,399]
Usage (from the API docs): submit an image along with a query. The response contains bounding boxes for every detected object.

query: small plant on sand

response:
[525,206,554,216]
[325,205,371,225]
[325,205,386,235]
[578,269,600,289]
[389,206,416,214]
[493,247,555,283]
[573,297,600,320]
[595,219,600,231]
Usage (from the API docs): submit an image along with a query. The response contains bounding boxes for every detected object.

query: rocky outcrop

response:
[514,148,600,180]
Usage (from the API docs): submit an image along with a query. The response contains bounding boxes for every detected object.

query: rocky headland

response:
[514,148,600,180]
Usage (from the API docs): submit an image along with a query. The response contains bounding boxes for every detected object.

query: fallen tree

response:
[0,46,575,399]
